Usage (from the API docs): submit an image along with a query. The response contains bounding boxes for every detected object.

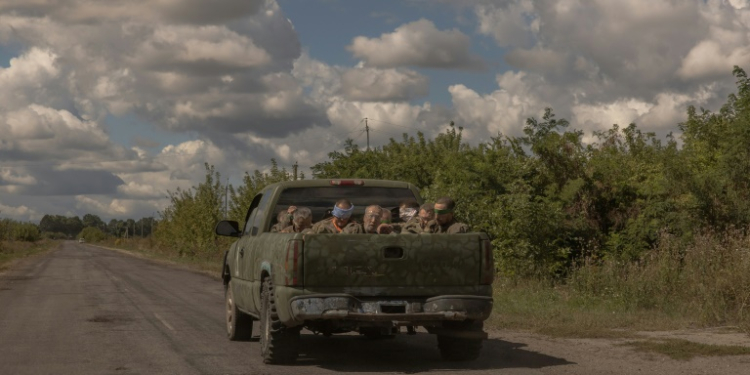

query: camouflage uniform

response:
[310,217,363,234]
[437,220,470,234]
[270,213,293,232]
[384,217,438,234]
[280,225,312,234]
[395,217,422,234]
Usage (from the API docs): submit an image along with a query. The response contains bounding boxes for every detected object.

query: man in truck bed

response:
[310,198,363,234]
[434,197,469,234]
[279,207,314,233]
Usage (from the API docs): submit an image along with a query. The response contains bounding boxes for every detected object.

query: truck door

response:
[237,193,263,280]
[233,194,262,312]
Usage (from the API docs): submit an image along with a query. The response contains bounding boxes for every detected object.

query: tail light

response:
[330,179,364,186]
[480,239,495,285]
[284,239,304,286]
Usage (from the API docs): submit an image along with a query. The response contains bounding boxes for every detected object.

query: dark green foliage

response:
[39,215,83,238]
[140,67,750,279]
[154,163,226,258]
[78,227,107,242]
[151,160,298,260]
[82,214,106,231]
[678,66,750,229]
[228,159,299,229]
[0,219,41,242]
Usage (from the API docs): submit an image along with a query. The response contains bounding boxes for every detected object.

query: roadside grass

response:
[0,239,60,272]
[621,338,750,360]
[488,229,750,338]
[487,278,692,339]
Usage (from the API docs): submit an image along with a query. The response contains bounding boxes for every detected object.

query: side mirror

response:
[215,220,241,237]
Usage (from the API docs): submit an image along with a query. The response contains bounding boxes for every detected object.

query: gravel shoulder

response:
[486,328,750,375]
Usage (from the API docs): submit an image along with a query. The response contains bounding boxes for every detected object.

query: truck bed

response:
[302,233,483,291]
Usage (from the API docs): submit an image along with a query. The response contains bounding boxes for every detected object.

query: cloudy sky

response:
[1,0,750,223]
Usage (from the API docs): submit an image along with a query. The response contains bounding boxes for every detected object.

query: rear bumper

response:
[288,294,492,322]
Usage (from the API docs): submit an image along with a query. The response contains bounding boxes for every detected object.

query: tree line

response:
[1,214,158,241]
[149,66,750,279]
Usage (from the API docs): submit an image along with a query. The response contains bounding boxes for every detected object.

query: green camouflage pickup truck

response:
[215,179,494,364]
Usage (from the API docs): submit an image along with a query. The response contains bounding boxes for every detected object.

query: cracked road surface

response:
[1,241,749,374]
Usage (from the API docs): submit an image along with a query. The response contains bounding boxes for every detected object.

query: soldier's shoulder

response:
[343,222,364,233]
[310,219,332,233]
[448,222,470,233]
[312,218,332,227]
[279,226,293,233]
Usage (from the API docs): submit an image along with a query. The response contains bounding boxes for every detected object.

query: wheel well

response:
[222,264,231,286]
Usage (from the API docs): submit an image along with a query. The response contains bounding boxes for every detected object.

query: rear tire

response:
[226,281,253,341]
[260,277,300,364]
[437,321,483,361]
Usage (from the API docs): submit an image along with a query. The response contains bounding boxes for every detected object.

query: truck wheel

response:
[436,321,483,361]
[226,281,253,341]
[260,277,300,364]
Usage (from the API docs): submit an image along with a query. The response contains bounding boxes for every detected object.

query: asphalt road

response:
[2,241,748,375]
[0,241,556,375]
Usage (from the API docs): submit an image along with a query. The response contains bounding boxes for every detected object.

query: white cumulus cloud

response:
[340,67,429,102]
[347,19,485,70]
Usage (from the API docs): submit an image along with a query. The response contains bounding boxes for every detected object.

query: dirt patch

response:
[492,328,750,374]
[86,314,131,324]
[621,338,750,360]
[0,276,33,281]
[634,327,750,348]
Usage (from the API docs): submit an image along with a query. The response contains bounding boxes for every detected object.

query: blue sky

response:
[1,0,749,221]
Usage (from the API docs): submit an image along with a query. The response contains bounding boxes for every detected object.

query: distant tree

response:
[82,214,105,230]
[39,214,83,238]
[154,163,226,258]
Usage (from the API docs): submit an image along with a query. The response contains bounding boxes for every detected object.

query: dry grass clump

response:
[491,229,750,336]
[0,240,59,272]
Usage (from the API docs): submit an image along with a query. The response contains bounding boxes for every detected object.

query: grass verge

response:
[621,338,750,360]
[487,278,693,339]
[488,229,750,338]
[0,240,60,272]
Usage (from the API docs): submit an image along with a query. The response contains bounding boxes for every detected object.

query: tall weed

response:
[566,228,750,327]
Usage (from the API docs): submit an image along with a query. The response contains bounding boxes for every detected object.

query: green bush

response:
[78,227,108,242]
[0,219,41,242]
[12,223,41,242]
